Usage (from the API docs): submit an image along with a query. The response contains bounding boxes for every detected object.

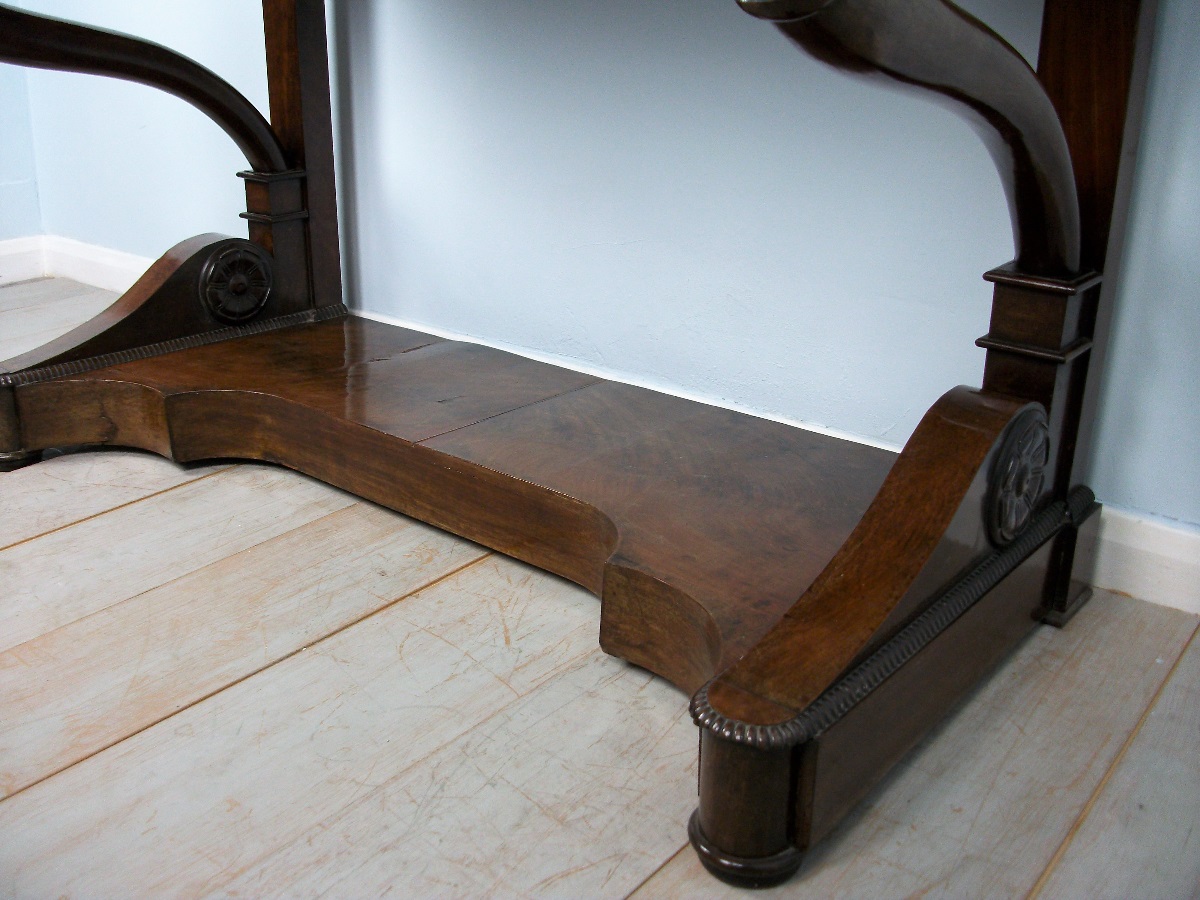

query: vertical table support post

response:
[261,0,343,312]
[989,0,1158,621]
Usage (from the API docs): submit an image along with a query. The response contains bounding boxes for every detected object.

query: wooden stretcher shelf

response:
[16,313,896,692]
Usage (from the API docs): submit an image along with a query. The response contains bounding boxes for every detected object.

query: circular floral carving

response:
[199,241,272,324]
[987,407,1050,546]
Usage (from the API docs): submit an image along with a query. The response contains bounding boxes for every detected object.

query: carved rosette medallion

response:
[987,407,1050,546]
[199,241,273,324]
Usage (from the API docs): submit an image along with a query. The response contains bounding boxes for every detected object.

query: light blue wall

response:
[0,65,42,239]
[334,0,1034,447]
[12,0,267,257]
[1086,0,1200,528]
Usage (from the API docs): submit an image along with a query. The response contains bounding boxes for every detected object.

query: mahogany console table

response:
[0,0,1153,886]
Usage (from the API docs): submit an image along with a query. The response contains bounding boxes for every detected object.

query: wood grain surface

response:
[0,554,613,897]
[0,0,1171,873]
[1,450,227,550]
[14,315,898,694]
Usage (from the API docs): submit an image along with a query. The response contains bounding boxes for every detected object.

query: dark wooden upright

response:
[261,0,342,312]
[980,0,1158,621]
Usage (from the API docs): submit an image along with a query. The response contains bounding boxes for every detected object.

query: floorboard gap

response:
[0,463,236,553]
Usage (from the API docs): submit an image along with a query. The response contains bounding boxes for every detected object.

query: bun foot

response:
[688,809,803,888]
[0,449,41,472]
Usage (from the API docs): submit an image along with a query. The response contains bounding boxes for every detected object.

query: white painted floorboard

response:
[0,450,229,551]
[0,277,104,315]
[0,501,486,799]
[1034,630,1200,900]
[1,278,1197,898]
[0,465,359,653]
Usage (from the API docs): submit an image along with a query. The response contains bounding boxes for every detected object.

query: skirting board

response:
[0,235,151,292]
[1078,506,1200,615]
[4,236,1196,616]
[0,237,46,286]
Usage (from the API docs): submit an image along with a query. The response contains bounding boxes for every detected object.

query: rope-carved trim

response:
[0,305,348,389]
[691,484,1096,750]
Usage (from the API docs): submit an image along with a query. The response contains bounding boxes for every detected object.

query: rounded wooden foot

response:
[0,449,42,472]
[688,809,803,888]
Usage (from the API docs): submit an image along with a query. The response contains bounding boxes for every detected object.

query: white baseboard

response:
[0,236,48,285]
[0,235,152,292]
[1080,506,1200,615]
[44,236,152,293]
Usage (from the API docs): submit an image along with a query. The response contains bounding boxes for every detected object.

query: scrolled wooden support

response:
[0,3,287,173]
[0,4,323,314]
[0,231,346,468]
[738,0,1082,277]
[687,388,1076,885]
[693,480,1094,751]
[0,234,345,389]
[691,491,1092,887]
[708,388,1039,716]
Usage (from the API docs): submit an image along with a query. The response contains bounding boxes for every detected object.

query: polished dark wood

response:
[262,0,343,311]
[980,264,1101,496]
[711,387,1033,715]
[0,0,1155,888]
[1039,0,1154,274]
[687,388,1069,885]
[0,382,19,461]
[799,535,1057,846]
[685,0,1152,884]
[10,316,895,694]
[1,235,224,377]
[1043,0,1159,621]
[979,0,1156,478]
[0,3,286,173]
[739,0,1081,277]
[981,0,1157,619]
[425,380,895,683]
[1045,0,1159,487]
[0,3,327,316]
